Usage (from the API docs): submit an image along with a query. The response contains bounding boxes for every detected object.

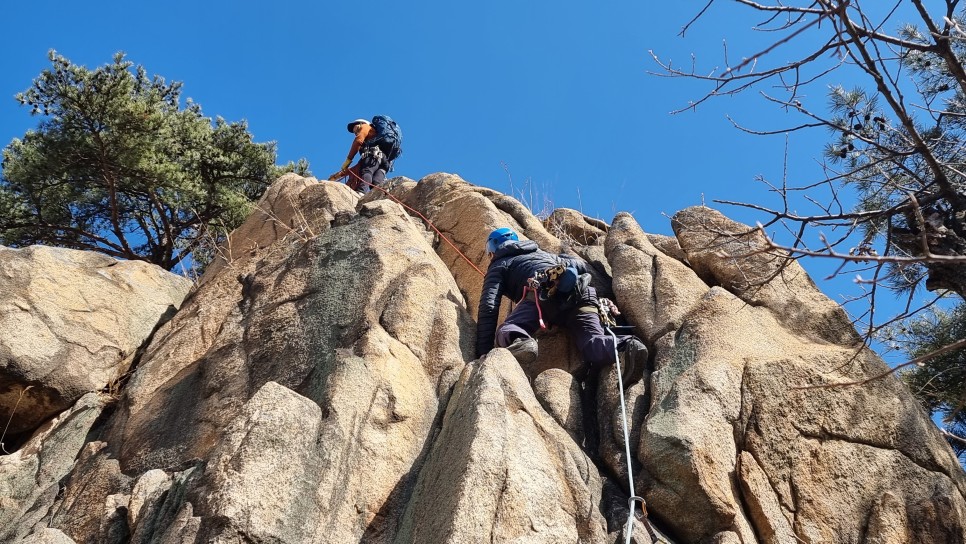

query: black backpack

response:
[367,115,403,162]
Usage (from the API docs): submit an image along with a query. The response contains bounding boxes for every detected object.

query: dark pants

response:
[357,153,388,194]
[494,286,630,369]
[496,286,631,459]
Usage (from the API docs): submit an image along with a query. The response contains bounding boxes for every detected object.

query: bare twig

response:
[794,337,966,391]
[941,428,966,445]
[755,225,966,265]
[1,385,34,454]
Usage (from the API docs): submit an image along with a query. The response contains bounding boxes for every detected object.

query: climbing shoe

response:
[506,337,539,365]
[617,337,648,388]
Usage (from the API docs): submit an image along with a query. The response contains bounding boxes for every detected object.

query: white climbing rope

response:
[607,329,673,544]
[606,327,643,544]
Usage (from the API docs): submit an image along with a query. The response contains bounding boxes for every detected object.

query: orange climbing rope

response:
[340,169,486,277]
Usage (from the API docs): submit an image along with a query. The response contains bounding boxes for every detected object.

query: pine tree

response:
[0,50,305,272]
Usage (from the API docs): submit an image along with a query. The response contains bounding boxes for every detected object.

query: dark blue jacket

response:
[476,240,588,357]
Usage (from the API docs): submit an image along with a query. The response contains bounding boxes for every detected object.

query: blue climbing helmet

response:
[486,227,519,253]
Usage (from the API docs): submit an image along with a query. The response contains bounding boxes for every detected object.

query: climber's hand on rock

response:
[600,297,620,316]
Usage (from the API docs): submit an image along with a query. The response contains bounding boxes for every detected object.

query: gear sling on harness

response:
[516,285,546,329]
[519,264,581,329]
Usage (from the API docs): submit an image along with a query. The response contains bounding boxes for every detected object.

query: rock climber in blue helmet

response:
[485,227,518,254]
[476,227,647,387]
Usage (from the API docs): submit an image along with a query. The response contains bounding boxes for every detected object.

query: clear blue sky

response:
[0,0,935,354]
[0,1,797,229]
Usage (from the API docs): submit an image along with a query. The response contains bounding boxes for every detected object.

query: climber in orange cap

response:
[329,117,402,194]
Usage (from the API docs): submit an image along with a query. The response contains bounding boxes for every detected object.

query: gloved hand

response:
[327,171,344,181]
[341,158,352,171]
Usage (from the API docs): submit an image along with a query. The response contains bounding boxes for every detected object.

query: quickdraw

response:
[596,297,619,328]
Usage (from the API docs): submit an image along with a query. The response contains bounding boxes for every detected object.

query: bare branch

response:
[681,0,716,37]
[941,428,966,445]
[757,224,966,264]
[724,12,827,76]
[794,337,966,390]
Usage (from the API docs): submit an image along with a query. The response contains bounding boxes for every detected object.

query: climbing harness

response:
[342,169,485,277]
[517,265,582,330]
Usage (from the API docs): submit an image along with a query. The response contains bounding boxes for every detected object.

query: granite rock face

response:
[2,174,963,544]
[0,245,191,437]
[607,207,966,543]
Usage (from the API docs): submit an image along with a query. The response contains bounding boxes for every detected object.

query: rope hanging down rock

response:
[342,170,486,277]
[346,170,670,542]
[604,320,671,544]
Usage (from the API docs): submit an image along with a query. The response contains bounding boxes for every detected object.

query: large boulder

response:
[387,173,566,318]
[187,381,325,542]
[397,349,609,543]
[0,246,191,436]
[544,207,609,246]
[199,172,359,282]
[607,207,966,543]
[670,206,860,346]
